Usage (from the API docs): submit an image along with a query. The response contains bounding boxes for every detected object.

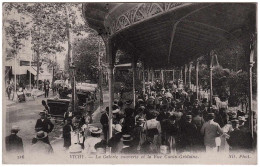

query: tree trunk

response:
[36,50,40,89]
[65,5,76,112]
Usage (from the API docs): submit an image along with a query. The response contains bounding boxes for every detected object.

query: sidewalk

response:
[6,90,45,107]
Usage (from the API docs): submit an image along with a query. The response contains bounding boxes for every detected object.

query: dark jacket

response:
[63,124,73,148]
[100,113,109,127]
[107,132,123,153]
[180,122,197,146]
[35,118,54,133]
[227,128,253,151]
[6,134,24,154]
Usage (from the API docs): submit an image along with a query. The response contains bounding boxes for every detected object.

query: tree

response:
[3,3,92,88]
[72,34,104,83]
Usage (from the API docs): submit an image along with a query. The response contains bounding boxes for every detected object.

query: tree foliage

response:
[3,3,91,62]
[72,34,104,83]
[4,19,30,57]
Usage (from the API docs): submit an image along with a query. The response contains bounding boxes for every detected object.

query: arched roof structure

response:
[82,3,256,69]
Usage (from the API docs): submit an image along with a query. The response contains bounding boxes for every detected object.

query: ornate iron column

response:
[161,69,165,88]
[184,64,187,85]
[142,63,145,93]
[172,69,175,82]
[132,59,137,108]
[210,51,214,106]
[248,37,255,138]
[188,63,192,88]
[196,60,199,99]
[180,67,183,80]
[151,67,154,83]
[103,36,114,140]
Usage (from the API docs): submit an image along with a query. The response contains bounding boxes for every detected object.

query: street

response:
[4,90,108,155]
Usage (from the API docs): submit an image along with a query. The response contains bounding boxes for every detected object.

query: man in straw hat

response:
[31,131,53,155]
[5,125,24,154]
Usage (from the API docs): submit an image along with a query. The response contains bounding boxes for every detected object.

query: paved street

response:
[5,92,63,154]
[4,90,109,155]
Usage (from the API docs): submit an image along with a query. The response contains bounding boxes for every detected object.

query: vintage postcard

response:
[2,2,257,164]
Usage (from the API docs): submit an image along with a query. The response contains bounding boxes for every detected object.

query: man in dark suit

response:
[35,111,54,133]
[34,111,54,144]
[100,107,109,141]
[6,125,24,154]
[227,119,253,152]
[180,115,197,152]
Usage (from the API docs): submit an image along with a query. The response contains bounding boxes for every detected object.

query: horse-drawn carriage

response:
[47,81,98,118]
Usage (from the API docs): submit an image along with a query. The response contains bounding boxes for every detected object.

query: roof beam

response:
[182,20,231,37]
[167,4,214,63]
[175,32,214,43]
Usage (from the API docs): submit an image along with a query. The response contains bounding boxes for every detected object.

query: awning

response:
[28,67,37,75]
[14,66,28,75]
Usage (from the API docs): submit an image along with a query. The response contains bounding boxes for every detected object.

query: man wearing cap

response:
[35,111,54,133]
[5,125,24,154]
[31,131,53,155]
[179,115,197,152]
[124,100,135,116]
[200,113,224,153]
[35,111,54,144]
[227,119,253,152]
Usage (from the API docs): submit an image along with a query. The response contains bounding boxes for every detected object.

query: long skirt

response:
[64,134,71,148]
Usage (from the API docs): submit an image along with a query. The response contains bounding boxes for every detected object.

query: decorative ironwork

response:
[110,2,187,34]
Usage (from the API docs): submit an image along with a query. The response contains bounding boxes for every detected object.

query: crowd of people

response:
[5,79,256,156]
[62,79,255,155]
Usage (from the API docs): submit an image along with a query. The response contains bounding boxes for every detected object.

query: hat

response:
[112,124,122,132]
[39,111,46,115]
[208,113,215,119]
[138,99,144,102]
[36,131,48,139]
[114,100,118,104]
[231,119,239,124]
[238,116,246,122]
[11,125,20,132]
[112,109,120,114]
[112,105,119,110]
[125,100,132,105]
[69,144,82,154]
[149,96,155,100]
[89,127,102,134]
[149,110,159,117]
[186,115,192,120]
[121,134,133,141]
[161,88,166,91]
